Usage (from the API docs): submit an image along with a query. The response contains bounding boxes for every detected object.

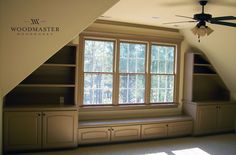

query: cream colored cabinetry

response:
[111,125,140,142]
[168,121,193,137]
[78,125,140,144]
[78,127,110,144]
[4,110,77,151]
[141,121,192,139]
[196,104,236,134]
[42,111,78,149]
[4,112,42,151]
[78,117,193,145]
[141,124,167,139]
[185,102,236,135]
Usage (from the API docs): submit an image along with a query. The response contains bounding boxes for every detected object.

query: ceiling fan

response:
[164,0,236,42]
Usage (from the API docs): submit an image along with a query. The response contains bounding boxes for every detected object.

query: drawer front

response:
[111,125,141,142]
[141,123,167,139]
[78,127,110,144]
[168,121,193,137]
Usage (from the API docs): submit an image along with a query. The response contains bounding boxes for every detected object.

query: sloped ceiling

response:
[0,0,119,96]
[99,0,236,99]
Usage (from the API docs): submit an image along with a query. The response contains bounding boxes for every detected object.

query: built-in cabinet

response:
[142,121,192,139]
[78,116,193,145]
[78,125,140,144]
[4,110,78,151]
[196,103,236,134]
[183,52,236,135]
[3,45,79,152]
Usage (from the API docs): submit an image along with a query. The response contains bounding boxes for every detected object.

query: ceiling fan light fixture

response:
[191,25,214,42]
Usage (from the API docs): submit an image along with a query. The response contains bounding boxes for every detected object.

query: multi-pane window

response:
[119,42,146,104]
[83,39,114,105]
[82,37,177,106]
[150,45,175,103]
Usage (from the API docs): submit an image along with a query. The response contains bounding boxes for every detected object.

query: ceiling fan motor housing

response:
[194,14,212,22]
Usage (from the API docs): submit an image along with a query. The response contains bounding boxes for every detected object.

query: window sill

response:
[78,103,179,112]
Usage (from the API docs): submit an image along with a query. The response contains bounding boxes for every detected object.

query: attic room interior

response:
[0,0,236,155]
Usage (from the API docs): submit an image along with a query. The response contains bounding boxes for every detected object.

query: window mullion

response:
[113,39,119,106]
[145,42,151,105]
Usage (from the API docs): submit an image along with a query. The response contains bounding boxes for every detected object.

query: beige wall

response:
[0,0,119,97]
[180,25,236,100]
[0,0,119,152]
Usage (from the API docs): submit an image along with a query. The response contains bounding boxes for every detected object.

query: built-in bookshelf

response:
[5,45,78,106]
[184,52,230,102]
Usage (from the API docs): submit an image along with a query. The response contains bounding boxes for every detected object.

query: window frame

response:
[149,43,177,104]
[78,33,180,108]
[118,40,148,105]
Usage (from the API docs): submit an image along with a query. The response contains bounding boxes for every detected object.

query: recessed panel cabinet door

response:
[168,121,193,137]
[141,124,167,139]
[196,105,217,134]
[217,104,236,132]
[42,111,78,149]
[78,127,111,144]
[111,125,141,142]
[4,112,42,151]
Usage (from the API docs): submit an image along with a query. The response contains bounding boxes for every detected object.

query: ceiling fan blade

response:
[176,15,194,19]
[163,21,196,24]
[211,16,236,21]
[210,21,236,27]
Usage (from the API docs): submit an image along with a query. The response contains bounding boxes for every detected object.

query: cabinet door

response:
[217,104,236,132]
[168,121,193,137]
[111,125,140,142]
[42,110,78,149]
[196,105,217,134]
[141,123,167,139]
[4,112,42,151]
[78,127,110,144]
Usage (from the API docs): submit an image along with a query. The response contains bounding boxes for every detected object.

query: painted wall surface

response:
[0,0,119,153]
[0,0,119,97]
[181,25,236,100]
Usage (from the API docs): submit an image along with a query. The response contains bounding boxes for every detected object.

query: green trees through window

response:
[83,39,176,105]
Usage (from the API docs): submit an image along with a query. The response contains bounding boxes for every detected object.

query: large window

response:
[150,45,175,103]
[83,39,114,105]
[119,42,146,104]
[82,37,177,106]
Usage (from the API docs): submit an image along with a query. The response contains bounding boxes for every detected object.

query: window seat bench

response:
[78,115,193,145]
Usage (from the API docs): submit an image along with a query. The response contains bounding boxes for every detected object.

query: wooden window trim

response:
[78,32,181,108]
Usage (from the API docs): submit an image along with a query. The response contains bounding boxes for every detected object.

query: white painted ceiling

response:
[99,0,236,29]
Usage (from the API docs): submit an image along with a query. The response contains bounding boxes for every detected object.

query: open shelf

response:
[194,65,216,74]
[42,63,76,67]
[184,52,230,102]
[20,66,75,85]
[5,44,78,107]
[45,46,76,64]
[5,87,75,105]
[18,84,75,87]
[193,54,210,65]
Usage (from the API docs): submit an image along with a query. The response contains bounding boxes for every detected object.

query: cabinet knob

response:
[37,113,41,116]
[42,113,46,116]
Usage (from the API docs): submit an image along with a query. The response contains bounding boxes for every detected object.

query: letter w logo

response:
[30,19,40,25]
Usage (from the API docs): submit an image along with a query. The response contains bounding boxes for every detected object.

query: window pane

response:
[84,40,114,72]
[120,42,146,73]
[151,45,175,74]
[150,75,174,103]
[119,74,145,104]
[84,73,112,105]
